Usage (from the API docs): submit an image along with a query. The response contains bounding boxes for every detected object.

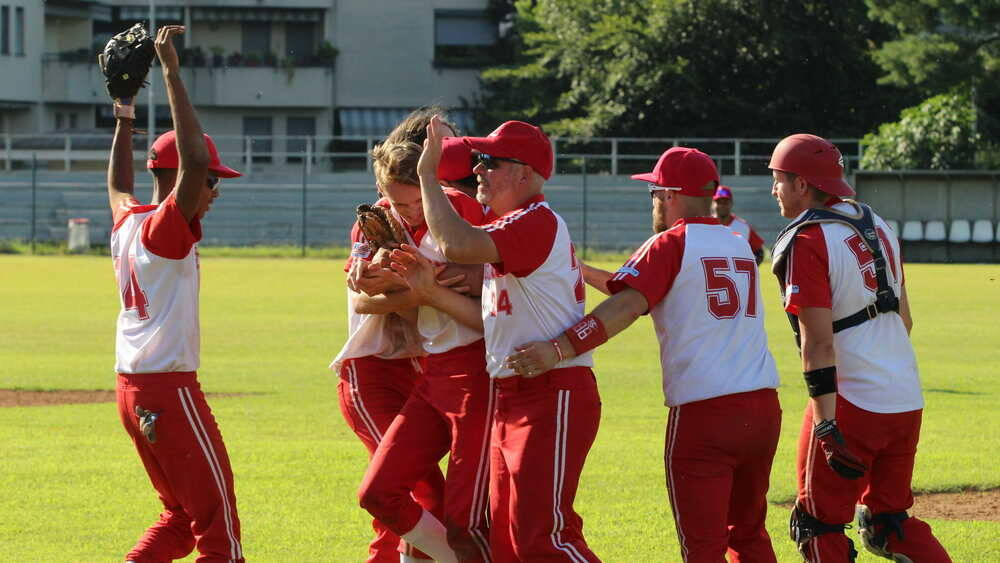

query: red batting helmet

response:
[768,134,853,197]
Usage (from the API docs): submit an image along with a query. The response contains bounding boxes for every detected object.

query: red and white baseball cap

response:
[768,133,853,196]
[438,136,474,182]
[463,121,554,179]
[147,130,242,178]
[713,185,734,200]
[631,147,719,197]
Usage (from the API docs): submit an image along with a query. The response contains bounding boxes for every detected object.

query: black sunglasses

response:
[206,176,220,190]
[474,153,528,170]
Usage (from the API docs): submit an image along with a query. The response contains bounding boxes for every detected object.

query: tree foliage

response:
[861,91,980,170]
[474,0,914,138]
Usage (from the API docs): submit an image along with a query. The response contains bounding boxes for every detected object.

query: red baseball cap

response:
[713,185,734,200]
[438,136,474,182]
[768,133,853,196]
[631,147,719,197]
[147,130,242,178]
[463,121,553,180]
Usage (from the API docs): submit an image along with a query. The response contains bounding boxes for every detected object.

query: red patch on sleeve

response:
[140,193,200,260]
[784,224,831,314]
[482,200,557,277]
[607,226,686,311]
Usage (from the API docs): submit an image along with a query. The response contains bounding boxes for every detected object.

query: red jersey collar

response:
[670,216,721,229]
[824,196,845,207]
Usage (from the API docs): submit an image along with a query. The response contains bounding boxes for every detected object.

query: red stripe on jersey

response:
[481,198,556,277]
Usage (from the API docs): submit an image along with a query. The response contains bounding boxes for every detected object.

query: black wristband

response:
[803,366,837,397]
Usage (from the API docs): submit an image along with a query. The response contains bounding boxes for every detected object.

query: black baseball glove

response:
[98,23,156,101]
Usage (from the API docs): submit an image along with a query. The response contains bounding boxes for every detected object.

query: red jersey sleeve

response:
[784,225,832,314]
[482,203,557,277]
[607,228,685,312]
[140,193,201,260]
[748,226,765,253]
[111,196,144,228]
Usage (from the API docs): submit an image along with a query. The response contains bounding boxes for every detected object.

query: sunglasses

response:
[474,153,528,170]
[647,183,680,198]
[206,176,220,191]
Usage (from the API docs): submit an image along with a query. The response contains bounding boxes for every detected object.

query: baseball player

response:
[106,26,244,562]
[407,116,602,561]
[334,108,476,563]
[509,147,782,562]
[768,134,951,562]
[713,185,766,264]
[355,137,494,563]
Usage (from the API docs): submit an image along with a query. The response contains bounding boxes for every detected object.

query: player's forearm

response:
[798,307,838,422]
[108,117,136,203]
[162,69,209,167]
[418,172,497,263]
[553,288,648,360]
[353,289,421,314]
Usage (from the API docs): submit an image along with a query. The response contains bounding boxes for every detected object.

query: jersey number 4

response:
[115,256,150,320]
[701,257,758,319]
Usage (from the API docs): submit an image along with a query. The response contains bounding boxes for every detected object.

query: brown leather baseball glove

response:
[357,203,407,253]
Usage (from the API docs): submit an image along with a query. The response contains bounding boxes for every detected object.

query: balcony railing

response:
[0,134,863,176]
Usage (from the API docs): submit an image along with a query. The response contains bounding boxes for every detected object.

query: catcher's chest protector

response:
[770,200,900,348]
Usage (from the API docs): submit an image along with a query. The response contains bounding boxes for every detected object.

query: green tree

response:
[475,0,914,138]
[865,0,1000,140]
[861,91,980,170]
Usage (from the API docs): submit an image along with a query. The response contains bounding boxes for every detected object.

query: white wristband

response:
[113,101,135,120]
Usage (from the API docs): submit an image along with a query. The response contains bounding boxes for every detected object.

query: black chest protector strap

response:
[771,200,900,349]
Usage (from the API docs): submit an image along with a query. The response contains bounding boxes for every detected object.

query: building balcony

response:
[41,59,334,108]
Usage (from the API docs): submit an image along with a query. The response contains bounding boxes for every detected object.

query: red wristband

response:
[563,314,608,356]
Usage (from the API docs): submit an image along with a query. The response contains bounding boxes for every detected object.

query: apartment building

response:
[0,0,494,162]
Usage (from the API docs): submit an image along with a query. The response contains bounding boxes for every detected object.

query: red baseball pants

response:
[665,388,782,563]
[117,372,243,563]
[489,367,602,563]
[795,396,951,562]
[338,356,446,563]
[359,340,493,562]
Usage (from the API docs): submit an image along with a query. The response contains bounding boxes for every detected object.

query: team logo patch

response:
[787,284,800,294]
[572,316,601,340]
[148,148,157,161]
[351,241,372,259]
[864,228,877,240]
[616,266,640,277]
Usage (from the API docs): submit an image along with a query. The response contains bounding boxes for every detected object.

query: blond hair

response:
[372,141,422,189]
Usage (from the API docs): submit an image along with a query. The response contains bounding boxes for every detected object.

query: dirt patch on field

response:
[775,488,1000,522]
[0,389,244,407]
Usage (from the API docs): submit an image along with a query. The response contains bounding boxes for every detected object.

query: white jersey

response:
[110,194,201,374]
[608,217,779,407]
[782,200,921,413]
[480,195,593,378]
[412,189,487,355]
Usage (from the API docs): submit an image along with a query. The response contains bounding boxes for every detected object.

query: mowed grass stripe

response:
[0,255,997,561]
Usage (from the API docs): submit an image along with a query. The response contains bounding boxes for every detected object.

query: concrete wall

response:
[334,0,485,108]
[0,1,44,104]
[44,15,91,52]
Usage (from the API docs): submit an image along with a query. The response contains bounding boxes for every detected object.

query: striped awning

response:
[338,107,476,137]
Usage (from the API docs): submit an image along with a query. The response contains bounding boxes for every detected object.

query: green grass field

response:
[1,255,997,562]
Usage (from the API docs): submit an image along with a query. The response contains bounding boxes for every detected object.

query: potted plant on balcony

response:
[227,51,244,67]
[244,52,261,67]
[314,41,339,67]
[263,51,278,66]
[210,45,225,67]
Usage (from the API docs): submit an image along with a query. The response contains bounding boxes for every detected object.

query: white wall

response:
[0,0,45,118]
[334,0,485,108]
[44,16,91,53]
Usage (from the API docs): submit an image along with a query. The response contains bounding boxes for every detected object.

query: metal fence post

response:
[610,138,618,176]
[366,137,373,172]
[64,135,71,171]
[244,135,253,176]
[31,153,37,254]
[301,156,308,257]
[4,135,10,171]
[734,139,742,176]
[306,136,313,176]
[582,157,588,260]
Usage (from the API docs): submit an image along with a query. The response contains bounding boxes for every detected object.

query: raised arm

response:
[580,261,613,295]
[155,25,210,221]
[417,115,500,264]
[107,101,137,211]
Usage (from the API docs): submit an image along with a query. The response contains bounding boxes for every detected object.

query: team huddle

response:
[102,25,952,563]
